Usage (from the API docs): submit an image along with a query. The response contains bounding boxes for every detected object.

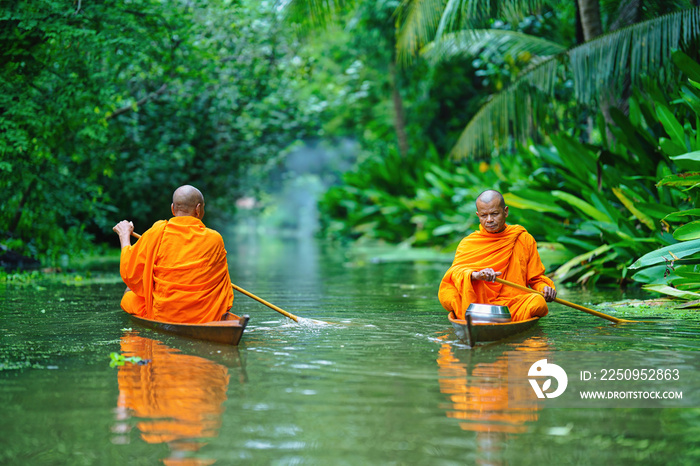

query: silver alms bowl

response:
[466,303,512,323]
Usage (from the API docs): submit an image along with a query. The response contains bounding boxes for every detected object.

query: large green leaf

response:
[612,187,655,230]
[608,107,655,164]
[551,190,610,222]
[553,244,613,281]
[550,135,597,182]
[669,279,700,291]
[673,264,700,278]
[628,96,642,127]
[672,50,700,83]
[556,235,600,251]
[660,138,687,157]
[432,224,463,236]
[424,172,451,193]
[630,238,700,269]
[673,220,700,241]
[631,265,676,284]
[589,191,623,223]
[642,284,700,300]
[670,151,700,170]
[637,202,677,220]
[680,85,700,116]
[537,242,575,269]
[656,105,687,149]
[503,193,569,216]
[657,172,700,187]
[664,209,700,222]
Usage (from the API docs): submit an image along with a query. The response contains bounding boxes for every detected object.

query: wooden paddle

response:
[230,283,299,323]
[130,231,316,324]
[495,277,637,324]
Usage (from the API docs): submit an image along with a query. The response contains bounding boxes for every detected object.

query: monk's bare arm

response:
[471,268,502,282]
[112,220,134,249]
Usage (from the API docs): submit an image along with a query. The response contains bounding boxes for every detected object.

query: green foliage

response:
[103,1,322,233]
[406,1,700,158]
[1,0,130,261]
[622,52,700,299]
[1,1,323,262]
[319,49,700,291]
[631,240,700,269]
[500,51,700,287]
[318,143,544,248]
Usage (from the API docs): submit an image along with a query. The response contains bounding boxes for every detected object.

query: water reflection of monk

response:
[437,336,548,463]
[113,335,230,466]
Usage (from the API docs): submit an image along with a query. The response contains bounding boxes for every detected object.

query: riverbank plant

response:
[1,1,322,264]
[319,50,700,290]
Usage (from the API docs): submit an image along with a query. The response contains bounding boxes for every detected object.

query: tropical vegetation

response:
[1,0,321,263]
[306,1,700,293]
[3,0,700,301]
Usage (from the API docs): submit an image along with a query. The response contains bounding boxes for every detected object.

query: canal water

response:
[2,235,700,465]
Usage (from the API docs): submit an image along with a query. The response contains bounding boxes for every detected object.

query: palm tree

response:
[395,0,700,157]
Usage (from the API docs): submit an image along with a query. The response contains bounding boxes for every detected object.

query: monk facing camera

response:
[438,190,556,322]
[113,185,233,324]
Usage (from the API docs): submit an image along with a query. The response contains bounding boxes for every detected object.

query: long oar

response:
[230,283,300,323]
[495,277,637,324]
[130,231,318,324]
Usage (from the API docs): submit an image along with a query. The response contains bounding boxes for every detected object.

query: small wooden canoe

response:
[127,311,249,345]
[448,311,539,347]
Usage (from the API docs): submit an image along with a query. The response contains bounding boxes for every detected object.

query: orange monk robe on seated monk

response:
[438,190,556,322]
[113,185,233,324]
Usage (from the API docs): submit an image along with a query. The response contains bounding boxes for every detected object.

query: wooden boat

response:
[448,311,539,347]
[127,311,249,345]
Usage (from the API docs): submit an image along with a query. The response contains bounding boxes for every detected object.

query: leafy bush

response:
[1,1,322,262]
[318,50,700,290]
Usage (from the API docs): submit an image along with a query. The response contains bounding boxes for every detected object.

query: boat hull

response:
[127,311,249,345]
[449,312,539,347]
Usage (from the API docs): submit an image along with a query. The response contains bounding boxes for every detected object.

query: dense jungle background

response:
[3,0,700,298]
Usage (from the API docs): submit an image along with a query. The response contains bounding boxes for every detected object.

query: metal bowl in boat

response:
[466,303,512,323]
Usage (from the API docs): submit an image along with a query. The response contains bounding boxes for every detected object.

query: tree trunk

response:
[578,0,603,41]
[389,61,409,157]
[9,177,37,236]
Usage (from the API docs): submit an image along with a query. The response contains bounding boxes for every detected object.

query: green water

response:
[2,236,700,465]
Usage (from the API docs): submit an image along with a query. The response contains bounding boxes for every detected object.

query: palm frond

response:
[570,6,700,103]
[280,0,356,29]
[450,56,560,158]
[453,6,700,158]
[422,29,566,64]
[435,0,468,39]
[397,0,547,63]
[396,0,450,64]
[497,0,548,26]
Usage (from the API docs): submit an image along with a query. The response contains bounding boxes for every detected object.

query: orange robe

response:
[120,216,233,323]
[436,339,541,433]
[438,224,554,322]
[114,335,229,466]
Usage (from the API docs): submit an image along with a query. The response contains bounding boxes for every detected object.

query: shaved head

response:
[475,189,508,233]
[172,185,205,218]
[476,190,505,210]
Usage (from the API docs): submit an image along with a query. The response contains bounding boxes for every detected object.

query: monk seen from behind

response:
[438,190,556,322]
[113,185,233,324]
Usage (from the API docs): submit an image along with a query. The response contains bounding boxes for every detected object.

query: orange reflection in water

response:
[437,336,549,434]
[113,335,231,466]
